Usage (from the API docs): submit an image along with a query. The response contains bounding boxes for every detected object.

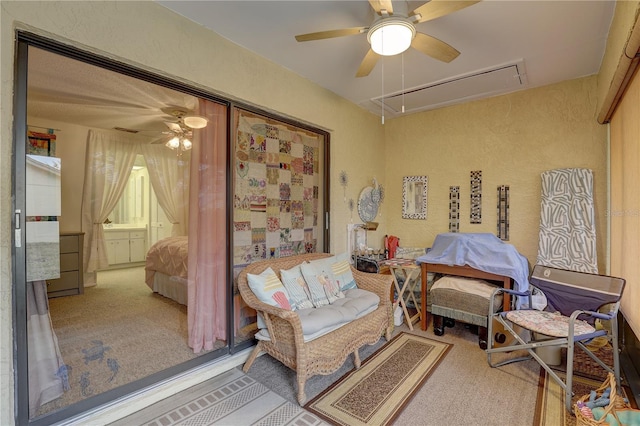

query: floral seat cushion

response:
[504,310,596,337]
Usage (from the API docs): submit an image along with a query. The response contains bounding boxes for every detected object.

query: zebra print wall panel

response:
[536,168,598,273]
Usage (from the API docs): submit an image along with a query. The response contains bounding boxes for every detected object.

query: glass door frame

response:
[12,32,237,426]
[13,29,330,426]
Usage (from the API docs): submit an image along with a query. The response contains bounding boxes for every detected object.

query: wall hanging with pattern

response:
[233,109,323,276]
[449,186,460,232]
[402,176,428,219]
[497,185,509,240]
[470,170,482,224]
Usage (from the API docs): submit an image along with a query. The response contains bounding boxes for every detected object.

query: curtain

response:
[610,68,640,339]
[27,280,66,416]
[187,100,228,352]
[81,130,139,273]
[140,143,190,236]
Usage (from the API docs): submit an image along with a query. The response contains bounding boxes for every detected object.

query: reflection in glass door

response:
[24,150,67,419]
[17,40,231,423]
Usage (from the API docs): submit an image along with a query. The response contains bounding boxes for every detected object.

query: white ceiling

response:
[158,0,615,117]
[27,46,199,138]
[26,1,616,134]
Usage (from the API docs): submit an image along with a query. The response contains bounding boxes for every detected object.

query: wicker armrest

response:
[352,268,393,305]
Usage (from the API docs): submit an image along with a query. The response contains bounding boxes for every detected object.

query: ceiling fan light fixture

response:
[368,18,415,56]
[181,138,192,150]
[166,136,181,149]
[183,115,208,129]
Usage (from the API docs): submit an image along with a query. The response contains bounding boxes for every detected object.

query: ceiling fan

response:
[295,0,480,77]
[152,108,208,151]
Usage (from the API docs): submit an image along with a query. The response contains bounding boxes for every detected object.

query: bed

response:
[145,236,188,305]
[416,233,531,332]
[144,237,255,338]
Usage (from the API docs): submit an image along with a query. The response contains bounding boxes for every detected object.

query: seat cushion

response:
[256,288,380,342]
[505,310,596,337]
[296,288,379,335]
[431,276,503,316]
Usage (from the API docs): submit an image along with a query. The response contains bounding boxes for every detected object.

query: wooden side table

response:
[387,261,422,330]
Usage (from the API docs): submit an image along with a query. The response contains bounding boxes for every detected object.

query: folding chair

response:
[486,264,626,411]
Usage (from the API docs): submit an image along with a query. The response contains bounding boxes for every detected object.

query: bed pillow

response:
[330,252,357,291]
[300,260,344,307]
[247,267,292,310]
[280,264,314,311]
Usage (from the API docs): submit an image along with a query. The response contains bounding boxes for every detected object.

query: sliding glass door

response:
[14,30,329,426]
[14,35,231,425]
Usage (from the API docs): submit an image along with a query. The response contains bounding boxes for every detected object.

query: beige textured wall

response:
[0,2,384,423]
[383,76,608,269]
[0,1,636,424]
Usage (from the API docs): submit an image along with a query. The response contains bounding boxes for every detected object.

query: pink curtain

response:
[187,99,228,353]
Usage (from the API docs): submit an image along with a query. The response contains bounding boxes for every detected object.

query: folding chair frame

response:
[485,265,625,412]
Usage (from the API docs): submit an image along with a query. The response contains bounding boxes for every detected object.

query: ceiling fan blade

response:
[165,122,182,132]
[356,49,379,78]
[411,32,460,63]
[411,0,480,24]
[151,135,171,145]
[368,0,393,15]
[295,27,367,42]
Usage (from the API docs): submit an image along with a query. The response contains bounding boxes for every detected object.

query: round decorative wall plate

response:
[357,186,378,223]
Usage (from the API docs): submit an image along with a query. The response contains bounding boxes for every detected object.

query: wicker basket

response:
[574,372,630,425]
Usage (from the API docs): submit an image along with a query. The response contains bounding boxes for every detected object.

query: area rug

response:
[111,368,327,426]
[533,368,637,426]
[304,332,452,426]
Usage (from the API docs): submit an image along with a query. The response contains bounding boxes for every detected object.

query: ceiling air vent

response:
[368,59,528,115]
[113,127,140,134]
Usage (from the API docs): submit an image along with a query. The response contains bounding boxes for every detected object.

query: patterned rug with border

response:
[304,332,452,426]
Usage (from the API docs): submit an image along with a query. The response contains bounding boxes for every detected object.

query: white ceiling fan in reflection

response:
[154,108,207,154]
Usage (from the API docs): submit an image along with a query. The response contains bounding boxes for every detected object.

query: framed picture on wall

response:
[27,131,57,156]
[402,176,428,220]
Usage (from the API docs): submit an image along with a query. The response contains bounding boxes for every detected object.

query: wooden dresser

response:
[47,232,84,298]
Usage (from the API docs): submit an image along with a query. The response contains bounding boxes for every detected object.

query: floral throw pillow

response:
[247,267,292,310]
[300,260,344,307]
[331,252,357,291]
[280,264,314,311]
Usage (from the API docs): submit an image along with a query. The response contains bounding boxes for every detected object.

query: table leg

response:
[421,263,428,331]
[393,269,413,330]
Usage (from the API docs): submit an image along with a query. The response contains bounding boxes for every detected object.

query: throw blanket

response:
[416,233,530,308]
[145,236,188,289]
[537,168,598,273]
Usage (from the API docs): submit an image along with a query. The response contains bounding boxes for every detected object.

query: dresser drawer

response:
[47,271,79,293]
[104,231,129,240]
[129,231,146,239]
[48,232,84,298]
[59,235,79,253]
[60,253,79,272]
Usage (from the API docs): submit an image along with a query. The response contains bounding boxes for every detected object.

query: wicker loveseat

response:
[237,253,393,405]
